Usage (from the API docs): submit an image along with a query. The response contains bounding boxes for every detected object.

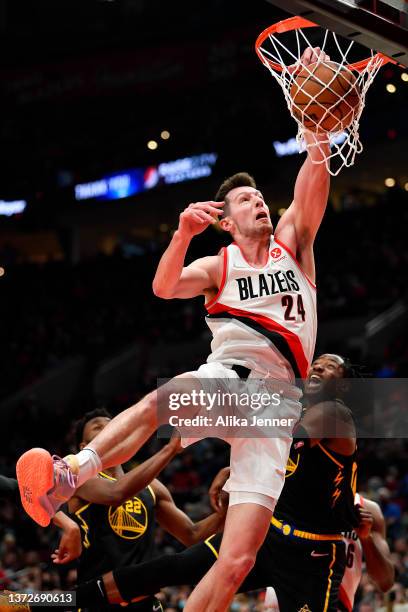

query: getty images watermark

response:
[157,376,303,439]
[167,389,292,429]
[156,377,408,440]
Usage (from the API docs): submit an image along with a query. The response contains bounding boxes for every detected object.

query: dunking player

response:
[17,46,331,612]
[69,409,225,612]
[75,353,361,610]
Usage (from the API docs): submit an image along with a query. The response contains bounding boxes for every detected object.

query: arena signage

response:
[0,200,27,216]
[273,132,347,157]
[74,153,218,202]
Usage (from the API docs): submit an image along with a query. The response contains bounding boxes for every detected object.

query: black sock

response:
[76,576,109,607]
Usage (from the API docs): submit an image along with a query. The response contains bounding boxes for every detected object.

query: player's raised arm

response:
[356,499,395,592]
[152,200,223,299]
[274,131,330,282]
[275,48,331,283]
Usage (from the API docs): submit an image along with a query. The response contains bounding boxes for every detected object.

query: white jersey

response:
[339,493,363,611]
[205,236,317,381]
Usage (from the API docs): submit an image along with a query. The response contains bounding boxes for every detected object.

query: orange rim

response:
[255,16,394,73]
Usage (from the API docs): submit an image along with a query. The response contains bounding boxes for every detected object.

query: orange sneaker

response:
[16,448,79,527]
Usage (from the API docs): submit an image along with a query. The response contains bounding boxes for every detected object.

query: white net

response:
[256,18,390,176]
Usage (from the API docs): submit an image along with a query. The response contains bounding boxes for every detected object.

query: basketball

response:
[289,61,361,132]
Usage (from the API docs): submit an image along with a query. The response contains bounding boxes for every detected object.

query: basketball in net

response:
[290,61,361,132]
[255,17,393,175]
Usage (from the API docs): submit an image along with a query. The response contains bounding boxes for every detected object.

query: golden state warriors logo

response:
[108,496,148,540]
[298,605,311,612]
[285,451,300,478]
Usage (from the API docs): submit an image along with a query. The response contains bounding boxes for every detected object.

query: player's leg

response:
[76,531,270,608]
[184,432,292,612]
[183,501,273,612]
[77,536,222,607]
[16,373,202,527]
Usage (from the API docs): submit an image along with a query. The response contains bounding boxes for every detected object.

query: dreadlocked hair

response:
[340,357,372,379]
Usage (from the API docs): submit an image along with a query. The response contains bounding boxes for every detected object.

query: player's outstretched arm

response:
[71,435,181,506]
[275,48,331,283]
[356,499,395,592]
[152,200,223,299]
[152,479,226,546]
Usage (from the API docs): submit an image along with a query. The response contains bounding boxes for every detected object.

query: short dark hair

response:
[74,408,112,449]
[215,172,256,216]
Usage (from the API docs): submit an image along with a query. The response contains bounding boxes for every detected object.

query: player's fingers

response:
[191,202,224,213]
[201,204,224,216]
[313,47,321,62]
[303,47,312,65]
[189,212,206,224]
[209,492,218,512]
[195,210,216,224]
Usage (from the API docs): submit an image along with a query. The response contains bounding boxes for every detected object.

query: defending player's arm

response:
[209,467,230,513]
[51,511,82,564]
[152,200,223,299]
[294,400,356,454]
[151,478,226,546]
[356,499,394,592]
[72,435,181,506]
[275,47,331,283]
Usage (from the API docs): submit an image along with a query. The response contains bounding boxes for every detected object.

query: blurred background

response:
[0,0,407,609]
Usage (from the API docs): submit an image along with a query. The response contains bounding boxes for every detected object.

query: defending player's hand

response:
[355,506,374,540]
[51,522,82,564]
[209,467,230,513]
[167,428,183,455]
[178,201,224,238]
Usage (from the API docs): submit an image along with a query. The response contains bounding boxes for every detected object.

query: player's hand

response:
[209,467,230,513]
[288,46,330,74]
[355,506,374,540]
[301,46,330,67]
[51,523,82,564]
[167,428,183,455]
[178,201,224,238]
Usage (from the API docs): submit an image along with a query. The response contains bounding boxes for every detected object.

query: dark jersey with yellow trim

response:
[275,437,359,534]
[73,472,157,582]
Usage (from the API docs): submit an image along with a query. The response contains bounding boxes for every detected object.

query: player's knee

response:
[218,552,256,588]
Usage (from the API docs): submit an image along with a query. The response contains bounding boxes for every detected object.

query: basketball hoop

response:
[255,17,393,175]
